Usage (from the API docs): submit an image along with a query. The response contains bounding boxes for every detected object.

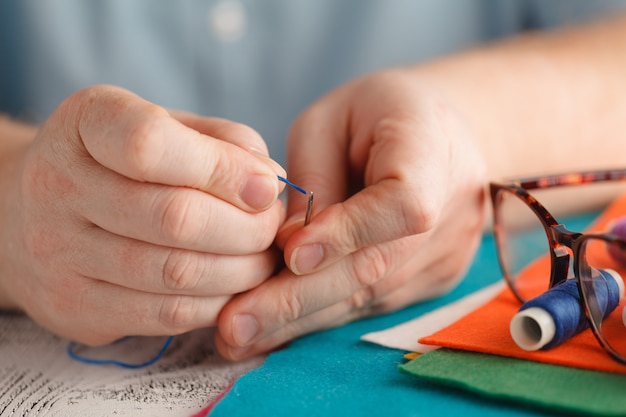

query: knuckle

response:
[158,296,197,331]
[21,150,79,203]
[162,249,203,292]
[347,286,378,310]
[401,196,439,235]
[121,106,170,180]
[43,280,94,335]
[23,224,64,275]
[329,202,363,252]
[350,245,391,288]
[276,286,304,323]
[156,190,197,244]
[60,85,103,128]
[373,116,407,141]
[202,150,232,189]
[372,117,442,236]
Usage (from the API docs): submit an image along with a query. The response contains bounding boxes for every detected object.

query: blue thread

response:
[277,175,307,195]
[514,269,620,350]
[67,336,174,369]
[277,175,314,226]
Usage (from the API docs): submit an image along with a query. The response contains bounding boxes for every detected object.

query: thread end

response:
[510,307,556,351]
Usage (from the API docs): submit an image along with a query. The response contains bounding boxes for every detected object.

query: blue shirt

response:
[0,0,623,165]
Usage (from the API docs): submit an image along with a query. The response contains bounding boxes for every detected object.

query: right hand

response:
[0,85,286,346]
[215,69,488,360]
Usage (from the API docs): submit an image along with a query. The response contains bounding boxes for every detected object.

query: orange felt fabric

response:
[420,192,626,374]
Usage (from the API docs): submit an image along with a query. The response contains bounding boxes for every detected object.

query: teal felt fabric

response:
[209,214,599,417]
[400,349,626,417]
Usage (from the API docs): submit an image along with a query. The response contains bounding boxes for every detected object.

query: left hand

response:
[215,69,488,360]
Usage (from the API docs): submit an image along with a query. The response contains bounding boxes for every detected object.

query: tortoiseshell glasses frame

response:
[489,169,626,365]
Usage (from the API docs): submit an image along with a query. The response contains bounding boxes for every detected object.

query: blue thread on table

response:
[67,336,174,369]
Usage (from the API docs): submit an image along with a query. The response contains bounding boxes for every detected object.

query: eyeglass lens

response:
[494,188,553,301]
[579,238,626,359]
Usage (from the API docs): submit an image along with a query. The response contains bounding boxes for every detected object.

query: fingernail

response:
[249,148,286,178]
[232,314,260,346]
[290,243,324,275]
[240,174,277,211]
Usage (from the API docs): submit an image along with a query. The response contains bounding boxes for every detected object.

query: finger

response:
[29,279,230,346]
[74,158,285,253]
[68,225,279,296]
[171,111,287,183]
[280,97,351,229]
[217,238,414,351]
[215,298,355,360]
[215,230,472,360]
[283,114,450,275]
[171,112,290,222]
[58,85,284,212]
[171,112,268,155]
[216,257,459,361]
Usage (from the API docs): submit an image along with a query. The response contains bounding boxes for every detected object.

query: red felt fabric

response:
[191,381,234,417]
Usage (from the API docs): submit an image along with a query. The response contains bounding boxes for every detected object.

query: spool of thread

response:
[509,268,623,351]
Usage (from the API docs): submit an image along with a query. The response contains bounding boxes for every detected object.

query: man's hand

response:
[216,70,487,360]
[0,85,286,346]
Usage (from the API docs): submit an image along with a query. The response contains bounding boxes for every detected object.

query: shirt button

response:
[208,0,247,42]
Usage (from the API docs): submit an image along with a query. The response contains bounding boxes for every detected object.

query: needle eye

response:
[277,176,314,226]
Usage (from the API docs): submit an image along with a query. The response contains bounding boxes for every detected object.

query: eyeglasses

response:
[490,169,626,365]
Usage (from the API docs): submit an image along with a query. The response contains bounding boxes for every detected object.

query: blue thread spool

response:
[509,269,623,351]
